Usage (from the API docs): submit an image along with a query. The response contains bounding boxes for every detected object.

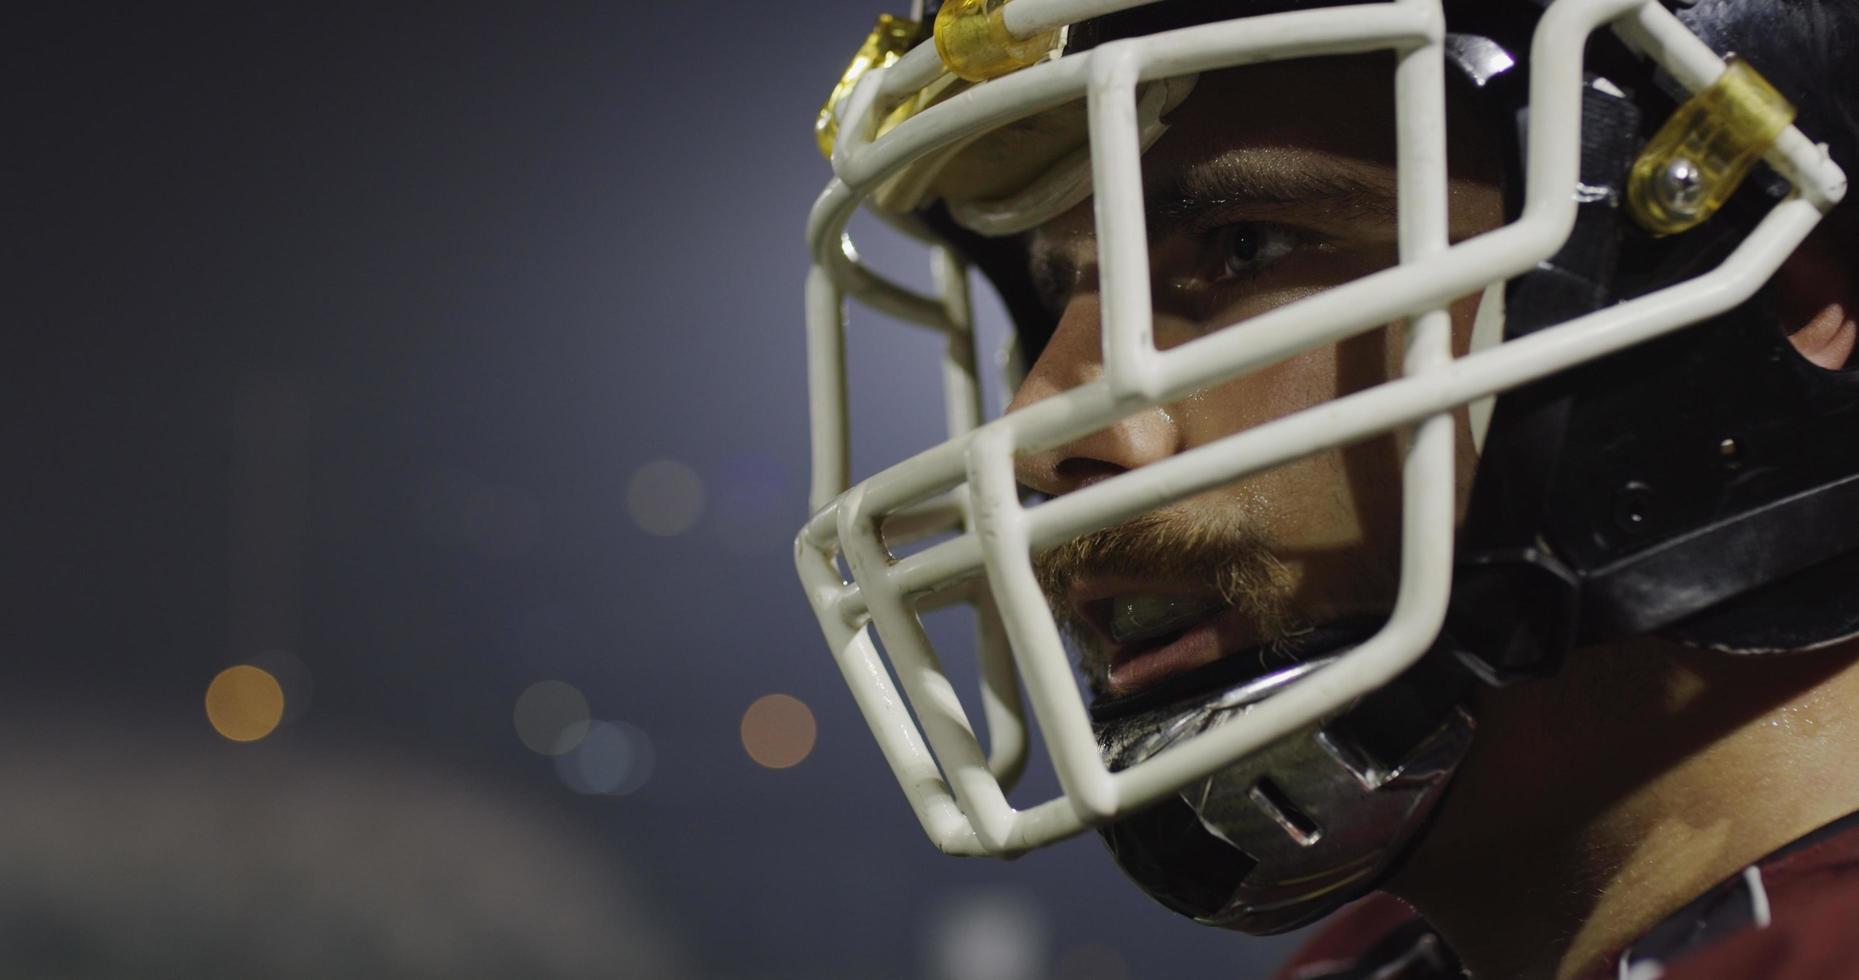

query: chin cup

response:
[1093,637,1474,934]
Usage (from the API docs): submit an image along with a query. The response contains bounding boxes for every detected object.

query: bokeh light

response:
[554,720,656,796]
[924,888,1051,980]
[740,693,817,769]
[204,665,285,742]
[513,680,591,756]
[626,459,706,537]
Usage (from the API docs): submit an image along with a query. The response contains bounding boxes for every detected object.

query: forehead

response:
[1030,56,1402,243]
[1147,56,1398,176]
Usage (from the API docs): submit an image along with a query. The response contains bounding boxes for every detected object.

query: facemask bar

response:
[808,232,1032,795]
[797,0,1846,857]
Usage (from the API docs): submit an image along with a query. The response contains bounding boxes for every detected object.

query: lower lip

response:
[1106,605,1258,696]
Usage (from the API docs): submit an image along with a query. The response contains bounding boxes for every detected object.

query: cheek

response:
[1158,290,1489,587]
[1169,344,1387,554]
[1173,345,1345,440]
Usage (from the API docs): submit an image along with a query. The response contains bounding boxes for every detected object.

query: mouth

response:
[1073,587,1274,697]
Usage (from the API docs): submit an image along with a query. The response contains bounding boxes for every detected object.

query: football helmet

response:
[794,0,1853,933]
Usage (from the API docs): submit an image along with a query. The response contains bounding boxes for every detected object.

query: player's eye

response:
[1216,222,1299,280]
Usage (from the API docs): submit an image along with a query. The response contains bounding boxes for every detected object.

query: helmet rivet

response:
[1655,157,1707,216]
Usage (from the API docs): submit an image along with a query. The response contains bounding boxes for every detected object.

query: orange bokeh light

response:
[740,693,817,769]
[205,665,285,742]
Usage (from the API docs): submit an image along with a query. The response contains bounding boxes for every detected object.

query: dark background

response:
[10,5,1305,977]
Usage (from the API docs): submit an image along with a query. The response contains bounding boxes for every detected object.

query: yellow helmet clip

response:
[1626,57,1795,237]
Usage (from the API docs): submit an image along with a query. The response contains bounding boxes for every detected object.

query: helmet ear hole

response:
[1786,302,1856,371]
[1777,227,1858,371]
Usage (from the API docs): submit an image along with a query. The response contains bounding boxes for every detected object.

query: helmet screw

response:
[1655,157,1706,216]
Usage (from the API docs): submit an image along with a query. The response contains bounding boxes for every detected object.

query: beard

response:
[1031,506,1312,692]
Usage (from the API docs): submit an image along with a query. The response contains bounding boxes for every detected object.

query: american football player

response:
[795,1,1859,975]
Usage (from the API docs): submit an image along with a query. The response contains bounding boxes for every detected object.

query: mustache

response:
[1031,509,1307,687]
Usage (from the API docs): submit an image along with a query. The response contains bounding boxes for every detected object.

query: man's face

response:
[1010,57,1504,697]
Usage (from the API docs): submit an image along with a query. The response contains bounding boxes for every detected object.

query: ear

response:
[1776,226,1857,370]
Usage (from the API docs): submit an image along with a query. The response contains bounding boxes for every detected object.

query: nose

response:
[1007,293,1183,497]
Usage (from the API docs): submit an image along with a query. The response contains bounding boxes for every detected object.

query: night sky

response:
[11,5,1306,977]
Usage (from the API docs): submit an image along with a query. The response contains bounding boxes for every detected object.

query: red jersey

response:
[1272,810,1859,979]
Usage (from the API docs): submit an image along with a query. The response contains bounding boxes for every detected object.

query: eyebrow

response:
[1145,153,1399,233]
